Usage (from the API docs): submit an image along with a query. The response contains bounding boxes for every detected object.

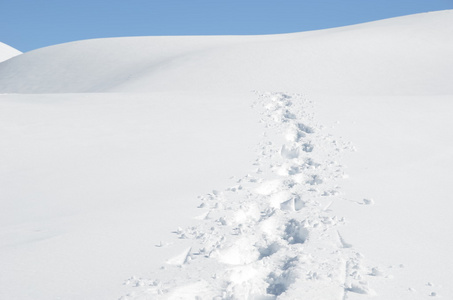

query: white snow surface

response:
[1,10,453,300]
[0,42,21,63]
[1,10,452,95]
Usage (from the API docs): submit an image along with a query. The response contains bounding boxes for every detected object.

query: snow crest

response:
[0,42,21,63]
[120,93,382,299]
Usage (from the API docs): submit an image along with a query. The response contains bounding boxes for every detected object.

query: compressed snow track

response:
[120,92,385,299]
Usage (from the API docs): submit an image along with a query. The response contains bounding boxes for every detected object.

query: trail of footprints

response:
[121,92,384,299]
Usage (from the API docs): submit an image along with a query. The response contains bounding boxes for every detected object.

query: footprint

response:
[266,257,299,296]
[302,142,314,152]
[306,174,323,185]
[284,219,309,244]
[258,242,282,259]
[285,125,306,142]
[281,145,300,159]
[297,123,315,134]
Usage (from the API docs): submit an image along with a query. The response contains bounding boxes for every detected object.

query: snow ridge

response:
[121,92,382,299]
[0,42,21,63]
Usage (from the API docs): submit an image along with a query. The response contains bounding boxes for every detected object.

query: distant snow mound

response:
[0,42,21,63]
[0,10,452,95]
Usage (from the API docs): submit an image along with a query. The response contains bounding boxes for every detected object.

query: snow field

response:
[312,94,453,299]
[1,10,452,300]
[0,92,263,300]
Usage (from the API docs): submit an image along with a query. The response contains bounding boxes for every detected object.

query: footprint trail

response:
[120,92,384,299]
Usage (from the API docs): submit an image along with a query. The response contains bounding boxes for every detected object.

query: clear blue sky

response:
[1,0,452,52]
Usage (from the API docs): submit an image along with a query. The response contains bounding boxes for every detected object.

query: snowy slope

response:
[0,10,452,95]
[0,42,21,63]
[1,10,453,300]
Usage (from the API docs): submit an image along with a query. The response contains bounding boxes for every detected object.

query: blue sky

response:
[1,0,452,52]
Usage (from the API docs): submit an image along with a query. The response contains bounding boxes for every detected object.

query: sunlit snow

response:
[1,10,452,300]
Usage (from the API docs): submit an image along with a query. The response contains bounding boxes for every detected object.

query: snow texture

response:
[119,92,377,299]
[1,10,453,300]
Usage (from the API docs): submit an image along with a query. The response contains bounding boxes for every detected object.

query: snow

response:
[1,10,453,300]
[1,10,452,95]
[0,92,262,299]
[0,42,21,63]
[313,94,453,299]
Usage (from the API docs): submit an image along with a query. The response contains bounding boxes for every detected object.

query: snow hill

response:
[0,10,452,95]
[0,42,21,63]
[1,10,453,300]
